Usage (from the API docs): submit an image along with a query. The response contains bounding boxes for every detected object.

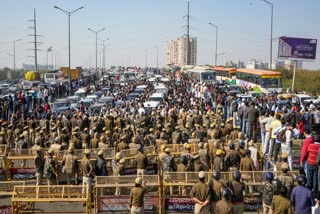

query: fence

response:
[11,185,91,214]
[162,171,299,213]
[94,175,160,213]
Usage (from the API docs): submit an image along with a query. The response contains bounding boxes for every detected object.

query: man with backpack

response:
[280,123,294,171]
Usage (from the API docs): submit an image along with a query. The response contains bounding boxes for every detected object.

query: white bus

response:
[44,73,56,83]
[185,66,216,83]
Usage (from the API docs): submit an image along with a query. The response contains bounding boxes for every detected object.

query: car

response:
[54,106,71,117]
[160,77,170,82]
[67,95,81,109]
[79,98,94,110]
[98,96,114,106]
[93,91,104,99]
[88,103,105,114]
[143,101,160,109]
[155,86,168,95]
[85,95,98,103]
[52,100,70,113]
[126,93,140,102]
[237,94,253,102]
[147,77,156,82]
[74,89,86,98]
[293,94,312,104]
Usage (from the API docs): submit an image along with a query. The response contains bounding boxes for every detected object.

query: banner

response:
[97,195,159,212]
[0,206,11,214]
[9,167,36,180]
[278,37,317,60]
[165,197,195,212]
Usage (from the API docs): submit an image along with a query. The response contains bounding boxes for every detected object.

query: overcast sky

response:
[0,0,319,70]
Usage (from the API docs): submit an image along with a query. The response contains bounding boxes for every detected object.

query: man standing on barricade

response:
[190,171,210,214]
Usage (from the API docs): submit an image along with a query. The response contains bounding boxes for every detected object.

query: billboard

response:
[278,37,317,60]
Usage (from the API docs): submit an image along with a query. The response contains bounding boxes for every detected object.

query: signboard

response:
[278,37,317,60]
[97,195,159,212]
[165,197,195,212]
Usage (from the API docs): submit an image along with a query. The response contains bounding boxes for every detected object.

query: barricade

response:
[163,171,299,213]
[163,144,198,155]
[0,181,25,197]
[94,175,160,213]
[11,185,91,214]
[121,146,155,158]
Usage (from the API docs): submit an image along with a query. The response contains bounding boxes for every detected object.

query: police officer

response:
[46,149,58,185]
[62,147,79,185]
[129,177,146,214]
[262,172,275,214]
[190,171,210,214]
[136,145,148,177]
[81,149,93,193]
[271,186,292,214]
[277,163,294,198]
[216,187,234,214]
[225,143,241,170]
[230,171,245,214]
[94,150,107,176]
[34,147,45,185]
[208,170,224,213]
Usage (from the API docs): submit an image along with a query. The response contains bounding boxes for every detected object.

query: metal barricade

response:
[121,146,155,158]
[94,175,160,213]
[11,185,91,214]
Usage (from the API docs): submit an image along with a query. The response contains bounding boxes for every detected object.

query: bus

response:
[186,66,216,83]
[213,66,237,84]
[236,68,282,94]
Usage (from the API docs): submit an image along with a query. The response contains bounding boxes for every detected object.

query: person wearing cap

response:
[172,126,182,144]
[34,147,45,185]
[190,171,210,214]
[94,150,107,176]
[81,149,93,194]
[216,187,234,214]
[112,152,123,176]
[129,177,146,214]
[277,163,294,198]
[117,139,129,153]
[275,153,288,175]
[45,149,58,185]
[225,143,241,171]
[208,170,224,213]
[61,147,79,185]
[213,149,224,172]
[177,155,190,195]
[248,140,260,170]
[198,142,210,170]
[230,171,245,214]
[155,132,168,152]
[145,128,156,147]
[90,132,99,149]
[81,128,90,149]
[136,145,148,177]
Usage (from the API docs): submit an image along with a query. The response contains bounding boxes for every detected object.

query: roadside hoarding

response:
[278,37,317,60]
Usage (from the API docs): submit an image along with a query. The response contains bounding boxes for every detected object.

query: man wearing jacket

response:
[300,130,315,178]
[306,135,320,193]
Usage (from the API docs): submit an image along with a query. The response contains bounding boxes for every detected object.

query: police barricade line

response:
[162,171,299,213]
[163,144,199,155]
[11,185,91,214]
[120,146,155,158]
[94,175,160,213]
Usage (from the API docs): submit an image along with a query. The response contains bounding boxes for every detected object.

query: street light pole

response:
[88,28,105,72]
[100,38,110,72]
[54,6,84,82]
[209,22,218,66]
[13,39,22,74]
[154,46,159,68]
[258,0,273,69]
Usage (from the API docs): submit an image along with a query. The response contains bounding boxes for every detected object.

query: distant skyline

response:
[0,0,319,70]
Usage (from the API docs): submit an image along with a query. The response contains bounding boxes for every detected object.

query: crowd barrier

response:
[94,175,160,213]
[11,185,91,214]
[162,171,299,213]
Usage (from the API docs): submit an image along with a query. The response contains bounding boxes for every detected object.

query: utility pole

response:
[33,9,38,71]
[100,38,109,72]
[209,22,218,66]
[88,28,105,72]
[186,1,190,65]
[54,6,84,81]
[154,46,159,68]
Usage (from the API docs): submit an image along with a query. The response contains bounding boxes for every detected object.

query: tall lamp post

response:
[208,22,218,66]
[100,38,110,73]
[258,0,273,69]
[88,28,105,72]
[54,6,84,81]
[154,45,159,68]
[7,38,22,79]
[47,46,53,71]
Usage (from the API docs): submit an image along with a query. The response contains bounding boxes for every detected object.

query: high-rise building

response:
[167,36,197,66]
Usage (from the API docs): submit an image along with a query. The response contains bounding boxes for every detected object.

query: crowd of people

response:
[1,68,320,214]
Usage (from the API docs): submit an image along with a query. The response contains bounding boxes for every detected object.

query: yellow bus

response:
[213,66,237,84]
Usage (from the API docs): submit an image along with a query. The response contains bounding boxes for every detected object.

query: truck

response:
[60,67,81,80]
